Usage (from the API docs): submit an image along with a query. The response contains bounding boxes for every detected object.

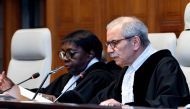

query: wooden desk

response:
[0,101,123,109]
[0,101,177,109]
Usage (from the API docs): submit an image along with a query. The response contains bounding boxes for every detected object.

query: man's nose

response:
[107,45,114,53]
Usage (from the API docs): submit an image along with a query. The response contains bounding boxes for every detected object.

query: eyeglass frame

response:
[105,36,135,49]
[59,49,79,60]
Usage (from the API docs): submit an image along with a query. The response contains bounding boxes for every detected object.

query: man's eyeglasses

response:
[59,50,78,60]
[105,36,134,49]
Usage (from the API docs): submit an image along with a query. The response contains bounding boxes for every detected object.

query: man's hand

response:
[42,94,56,101]
[3,85,30,101]
[0,71,15,93]
[100,98,122,106]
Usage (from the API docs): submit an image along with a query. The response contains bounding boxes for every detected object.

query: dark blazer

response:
[90,50,190,108]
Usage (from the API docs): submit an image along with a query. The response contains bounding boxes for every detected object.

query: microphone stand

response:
[32,73,51,100]
[17,77,32,85]
[0,78,31,94]
[32,66,64,100]
[0,72,40,94]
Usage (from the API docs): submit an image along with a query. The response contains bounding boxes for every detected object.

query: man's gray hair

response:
[107,16,150,47]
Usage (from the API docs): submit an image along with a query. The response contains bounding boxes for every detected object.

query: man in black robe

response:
[90,17,190,108]
[0,30,114,104]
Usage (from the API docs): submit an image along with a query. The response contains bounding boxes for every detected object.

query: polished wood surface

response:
[0,100,165,109]
[3,0,21,71]
[2,0,190,81]
[0,101,123,109]
[45,0,190,81]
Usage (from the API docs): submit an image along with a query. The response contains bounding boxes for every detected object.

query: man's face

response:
[106,26,135,67]
[60,42,91,75]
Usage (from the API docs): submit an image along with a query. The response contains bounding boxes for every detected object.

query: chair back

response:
[185,2,190,30]
[148,33,177,56]
[7,28,52,89]
[176,31,190,90]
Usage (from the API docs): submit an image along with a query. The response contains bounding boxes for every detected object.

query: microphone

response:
[1,72,40,94]
[32,66,64,100]
[17,72,40,85]
[50,66,64,74]
[53,72,84,102]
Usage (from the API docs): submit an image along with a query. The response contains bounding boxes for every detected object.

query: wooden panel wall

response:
[3,0,21,71]
[3,0,190,81]
[157,0,190,36]
[46,0,105,79]
[44,0,190,80]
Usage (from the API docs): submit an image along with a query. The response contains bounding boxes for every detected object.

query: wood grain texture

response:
[3,0,190,81]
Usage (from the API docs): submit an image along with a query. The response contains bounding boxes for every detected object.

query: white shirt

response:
[121,44,157,104]
[61,58,99,93]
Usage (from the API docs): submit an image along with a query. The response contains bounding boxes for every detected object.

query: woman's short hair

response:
[61,30,103,60]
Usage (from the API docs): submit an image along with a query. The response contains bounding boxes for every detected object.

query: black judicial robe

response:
[90,50,190,108]
[39,62,114,103]
[106,60,122,80]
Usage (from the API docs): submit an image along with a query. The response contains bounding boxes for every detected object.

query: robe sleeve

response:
[89,81,120,104]
[57,69,113,103]
[145,57,190,108]
[90,67,127,104]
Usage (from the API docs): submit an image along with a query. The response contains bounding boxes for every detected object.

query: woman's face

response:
[60,42,92,75]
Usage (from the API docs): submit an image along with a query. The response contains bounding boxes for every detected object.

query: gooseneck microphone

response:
[1,72,40,94]
[50,66,65,74]
[32,66,64,100]
[17,73,40,85]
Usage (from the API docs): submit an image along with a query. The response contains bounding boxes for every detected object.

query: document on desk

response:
[19,86,52,103]
[185,104,190,109]
[0,94,16,101]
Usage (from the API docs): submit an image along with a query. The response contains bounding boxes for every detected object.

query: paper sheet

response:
[19,86,52,103]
